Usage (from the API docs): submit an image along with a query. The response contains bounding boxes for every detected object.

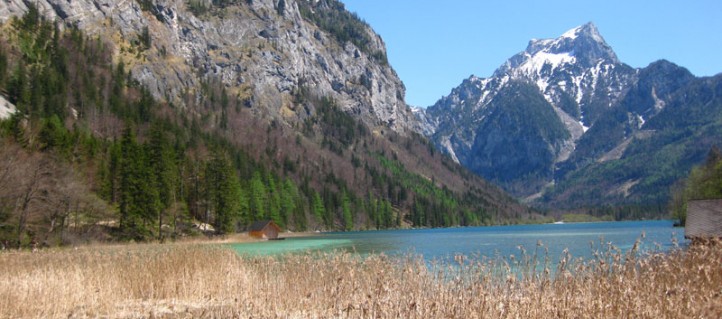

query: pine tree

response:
[367,193,379,229]
[118,126,139,235]
[237,184,250,226]
[0,45,7,88]
[136,87,154,122]
[17,2,40,33]
[280,179,298,228]
[206,150,242,234]
[8,63,30,113]
[148,122,179,239]
[109,61,126,115]
[118,125,159,240]
[103,142,122,203]
[380,199,392,229]
[185,157,206,223]
[37,115,66,151]
[249,171,267,221]
[341,191,352,231]
[311,190,325,228]
[267,173,282,227]
[148,123,176,208]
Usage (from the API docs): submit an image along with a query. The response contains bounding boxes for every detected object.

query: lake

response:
[230,220,686,264]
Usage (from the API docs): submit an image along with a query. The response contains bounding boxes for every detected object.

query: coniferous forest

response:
[0,6,532,248]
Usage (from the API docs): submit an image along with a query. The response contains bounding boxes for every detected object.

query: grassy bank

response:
[1,241,720,318]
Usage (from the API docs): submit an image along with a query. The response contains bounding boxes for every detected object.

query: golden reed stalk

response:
[1,240,720,318]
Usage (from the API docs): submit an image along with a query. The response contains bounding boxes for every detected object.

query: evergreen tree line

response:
[0,6,521,245]
[0,8,400,241]
[99,122,322,239]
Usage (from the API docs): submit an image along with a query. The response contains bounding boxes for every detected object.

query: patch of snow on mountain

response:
[530,38,555,47]
[478,78,494,107]
[572,74,585,104]
[561,26,581,40]
[636,114,646,128]
[580,120,589,133]
[651,87,666,111]
[498,75,510,87]
[537,78,550,93]
[517,51,576,78]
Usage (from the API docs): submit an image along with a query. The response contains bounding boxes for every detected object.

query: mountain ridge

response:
[418,22,722,215]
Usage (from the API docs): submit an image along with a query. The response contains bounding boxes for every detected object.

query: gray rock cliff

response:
[0,0,419,134]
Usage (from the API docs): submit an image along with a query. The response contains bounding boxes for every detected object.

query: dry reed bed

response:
[1,241,720,318]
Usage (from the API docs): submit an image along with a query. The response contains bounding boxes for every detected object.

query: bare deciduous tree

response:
[0,140,111,248]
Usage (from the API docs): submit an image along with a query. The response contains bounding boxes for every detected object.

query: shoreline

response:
[2,220,678,252]
[1,231,325,252]
[1,238,718,318]
[173,231,322,245]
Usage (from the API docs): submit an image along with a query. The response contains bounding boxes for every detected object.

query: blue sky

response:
[341,0,722,107]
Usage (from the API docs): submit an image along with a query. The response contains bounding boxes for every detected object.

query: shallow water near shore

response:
[230,220,686,263]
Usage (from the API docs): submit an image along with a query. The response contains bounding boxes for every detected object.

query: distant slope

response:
[457,81,570,195]
[545,74,722,212]
[418,22,722,217]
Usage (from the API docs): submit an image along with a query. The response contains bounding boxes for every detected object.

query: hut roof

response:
[685,199,722,239]
[249,220,281,232]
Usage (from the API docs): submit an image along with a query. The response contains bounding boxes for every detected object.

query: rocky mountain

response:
[0,0,537,244]
[419,23,636,195]
[418,22,722,214]
[0,0,418,134]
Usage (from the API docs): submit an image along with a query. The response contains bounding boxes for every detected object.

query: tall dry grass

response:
[1,240,720,318]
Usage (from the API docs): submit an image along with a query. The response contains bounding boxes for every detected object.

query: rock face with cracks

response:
[0,0,419,134]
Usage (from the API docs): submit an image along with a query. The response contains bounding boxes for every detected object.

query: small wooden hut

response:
[248,220,282,239]
[685,199,722,239]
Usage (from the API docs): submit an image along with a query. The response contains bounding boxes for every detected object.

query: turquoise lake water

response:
[230,220,686,263]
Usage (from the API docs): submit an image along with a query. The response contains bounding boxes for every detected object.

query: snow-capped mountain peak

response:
[561,22,604,43]
[419,21,710,213]
[420,22,639,197]
[561,25,582,40]
[421,23,633,143]
[496,22,617,80]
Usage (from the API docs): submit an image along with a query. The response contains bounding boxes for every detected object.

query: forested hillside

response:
[0,6,533,248]
[541,71,722,216]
